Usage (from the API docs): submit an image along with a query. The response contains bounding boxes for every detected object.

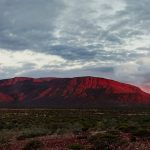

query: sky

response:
[0,0,150,93]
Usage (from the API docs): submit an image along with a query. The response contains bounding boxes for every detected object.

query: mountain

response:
[0,76,149,108]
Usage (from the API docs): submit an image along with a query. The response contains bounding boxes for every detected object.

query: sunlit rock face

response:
[0,76,149,108]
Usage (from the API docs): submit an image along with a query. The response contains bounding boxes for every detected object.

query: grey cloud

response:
[84,66,114,73]
[49,45,97,60]
[0,0,124,60]
[109,0,150,37]
[0,0,150,91]
[0,0,65,50]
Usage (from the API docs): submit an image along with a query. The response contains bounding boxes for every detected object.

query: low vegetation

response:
[0,108,149,149]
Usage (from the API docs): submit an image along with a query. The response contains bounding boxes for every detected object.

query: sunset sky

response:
[0,0,150,92]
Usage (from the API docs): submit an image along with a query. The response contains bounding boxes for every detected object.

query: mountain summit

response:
[0,76,149,108]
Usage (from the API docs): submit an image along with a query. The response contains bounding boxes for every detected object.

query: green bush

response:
[130,135,136,142]
[0,136,10,148]
[68,143,83,150]
[71,123,83,135]
[23,140,44,150]
[17,128,49,140]
[118,124,139,133]
[132,129,150,138]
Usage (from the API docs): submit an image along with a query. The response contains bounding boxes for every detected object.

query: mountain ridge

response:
[0,76,149,108]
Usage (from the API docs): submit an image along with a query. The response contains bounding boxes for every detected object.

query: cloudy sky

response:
[0,0,150,92]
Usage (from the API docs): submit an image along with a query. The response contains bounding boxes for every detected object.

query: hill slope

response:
[0,76,149,107]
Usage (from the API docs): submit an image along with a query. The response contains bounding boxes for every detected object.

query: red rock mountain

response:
[0,76,149,107]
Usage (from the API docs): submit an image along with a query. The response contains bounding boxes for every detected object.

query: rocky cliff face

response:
[0,76,149,107]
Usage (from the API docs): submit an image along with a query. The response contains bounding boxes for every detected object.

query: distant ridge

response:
[0,76,149,108]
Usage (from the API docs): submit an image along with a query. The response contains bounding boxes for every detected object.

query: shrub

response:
[68,143,83,150]
[23,140,44,150]
[130,135,136,142]
[132,129,150,138]
[72,123,83,135]
[17,128,49,140]
[0,135,10,148]
[118,124,139,133]
[82,127,89,132]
